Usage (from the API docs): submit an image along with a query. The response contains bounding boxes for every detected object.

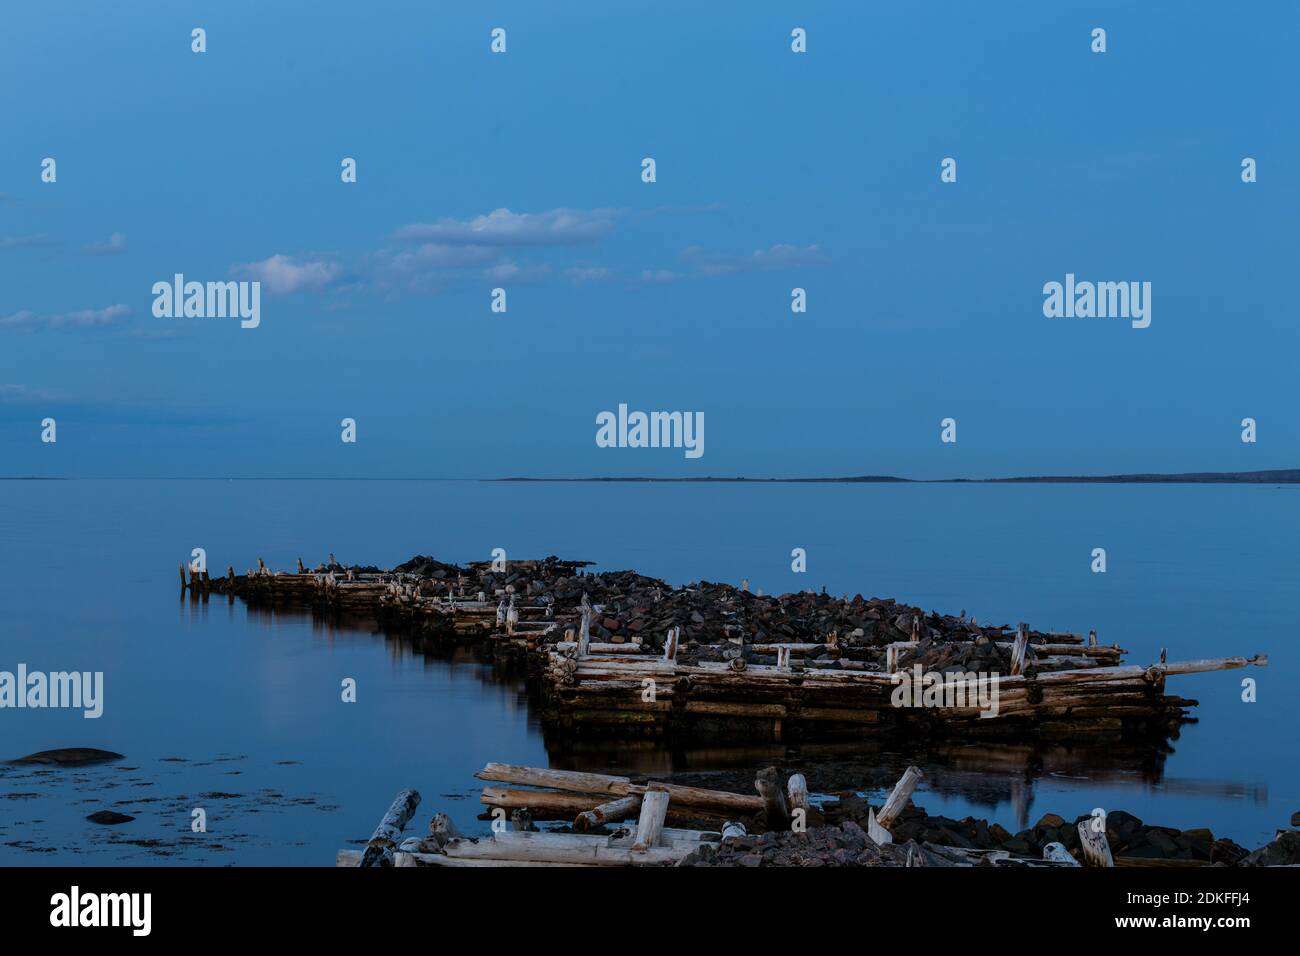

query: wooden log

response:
[442,834,688,866]
[754,767,790,828]
[480,787,610,815]
[876,766,923,829]
[476,763,630,797]
[477,763,764,814]
[1077,819,1115,867]
[359,788,421,867]
[574,794,642,833]
[663,626,679,663]
[632,790,670,850]
[625,781,763,815]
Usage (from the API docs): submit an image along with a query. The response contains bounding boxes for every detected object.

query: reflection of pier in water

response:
[190,598,1267,830]
[543,738,1268,832]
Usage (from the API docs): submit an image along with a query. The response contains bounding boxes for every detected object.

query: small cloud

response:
[0,304,131,332]
[81,232,128,256]
[0,234,55,251]
[231,253,341,294]
[639,269,684,285]
[393,207,618,246]
[565,266,614,284]
[483,261,551,284]
[685,242,827,275]
[0,383,69,404]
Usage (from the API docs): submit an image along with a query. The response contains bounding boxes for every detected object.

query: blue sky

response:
[1,0,1296,478]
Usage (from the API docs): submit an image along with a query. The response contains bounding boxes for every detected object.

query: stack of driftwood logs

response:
[196,554,1267,744]
[336,762,1142,867]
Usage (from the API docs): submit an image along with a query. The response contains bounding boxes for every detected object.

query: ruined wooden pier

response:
[189,554,1267,744]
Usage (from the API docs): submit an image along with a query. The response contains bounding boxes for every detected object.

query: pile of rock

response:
[381,554,1069,671]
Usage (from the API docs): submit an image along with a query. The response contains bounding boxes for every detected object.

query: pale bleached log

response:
[786,773,809,818]
[875,766,923,830]
[574,793,642,833]
[360,788,421,867]
[867,808,892,845]
[477,763,764,814]
[442,835,688,866]
[1043,842,1081,866]
[633,790,671,850]
[1077,819,1115,867]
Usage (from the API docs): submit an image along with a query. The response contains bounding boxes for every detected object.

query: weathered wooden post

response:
[578,593,592,656]
[786,773,809,819]
[296,557,305,574]
[1077,819,1114,867]
[1010,623,1030,676]
[632,789,670,851]
[876,766,923,830]
[1088,628,1098,648]
[178,563,187,592]
[663,626,679,663]
[777,645,792,670]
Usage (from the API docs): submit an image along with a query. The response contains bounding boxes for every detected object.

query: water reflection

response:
[230,603,1267,832]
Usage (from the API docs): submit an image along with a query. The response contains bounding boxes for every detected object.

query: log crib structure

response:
[189,554,1268,744]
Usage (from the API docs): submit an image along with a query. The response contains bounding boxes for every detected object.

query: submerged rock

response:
[12,748,124,766]
[86,810,135,825]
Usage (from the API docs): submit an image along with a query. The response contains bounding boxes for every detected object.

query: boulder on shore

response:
[12,748,124,766]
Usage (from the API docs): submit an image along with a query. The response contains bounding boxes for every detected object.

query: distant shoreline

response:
[2,469,1297,484]
[497,469,1300,485]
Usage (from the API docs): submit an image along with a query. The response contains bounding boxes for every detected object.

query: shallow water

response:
[0,479,1294,864]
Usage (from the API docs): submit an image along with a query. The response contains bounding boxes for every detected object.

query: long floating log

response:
[476,763,764,814]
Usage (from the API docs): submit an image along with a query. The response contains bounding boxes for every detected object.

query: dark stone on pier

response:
[1241,829,1300,867]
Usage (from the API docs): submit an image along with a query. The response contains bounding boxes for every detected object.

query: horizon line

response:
[2,468,1298,484]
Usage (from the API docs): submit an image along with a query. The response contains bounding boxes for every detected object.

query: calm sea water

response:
[1,479,1295,864]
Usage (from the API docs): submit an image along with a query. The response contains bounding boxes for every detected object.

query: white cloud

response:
[0,234,54,250]
[686,243,827,275]
[393,207,618,246]
[639,269,684,284]
[0,304,131,331]
[565,266,614,284]
[231,254,341,294]
[81,232,128,256]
